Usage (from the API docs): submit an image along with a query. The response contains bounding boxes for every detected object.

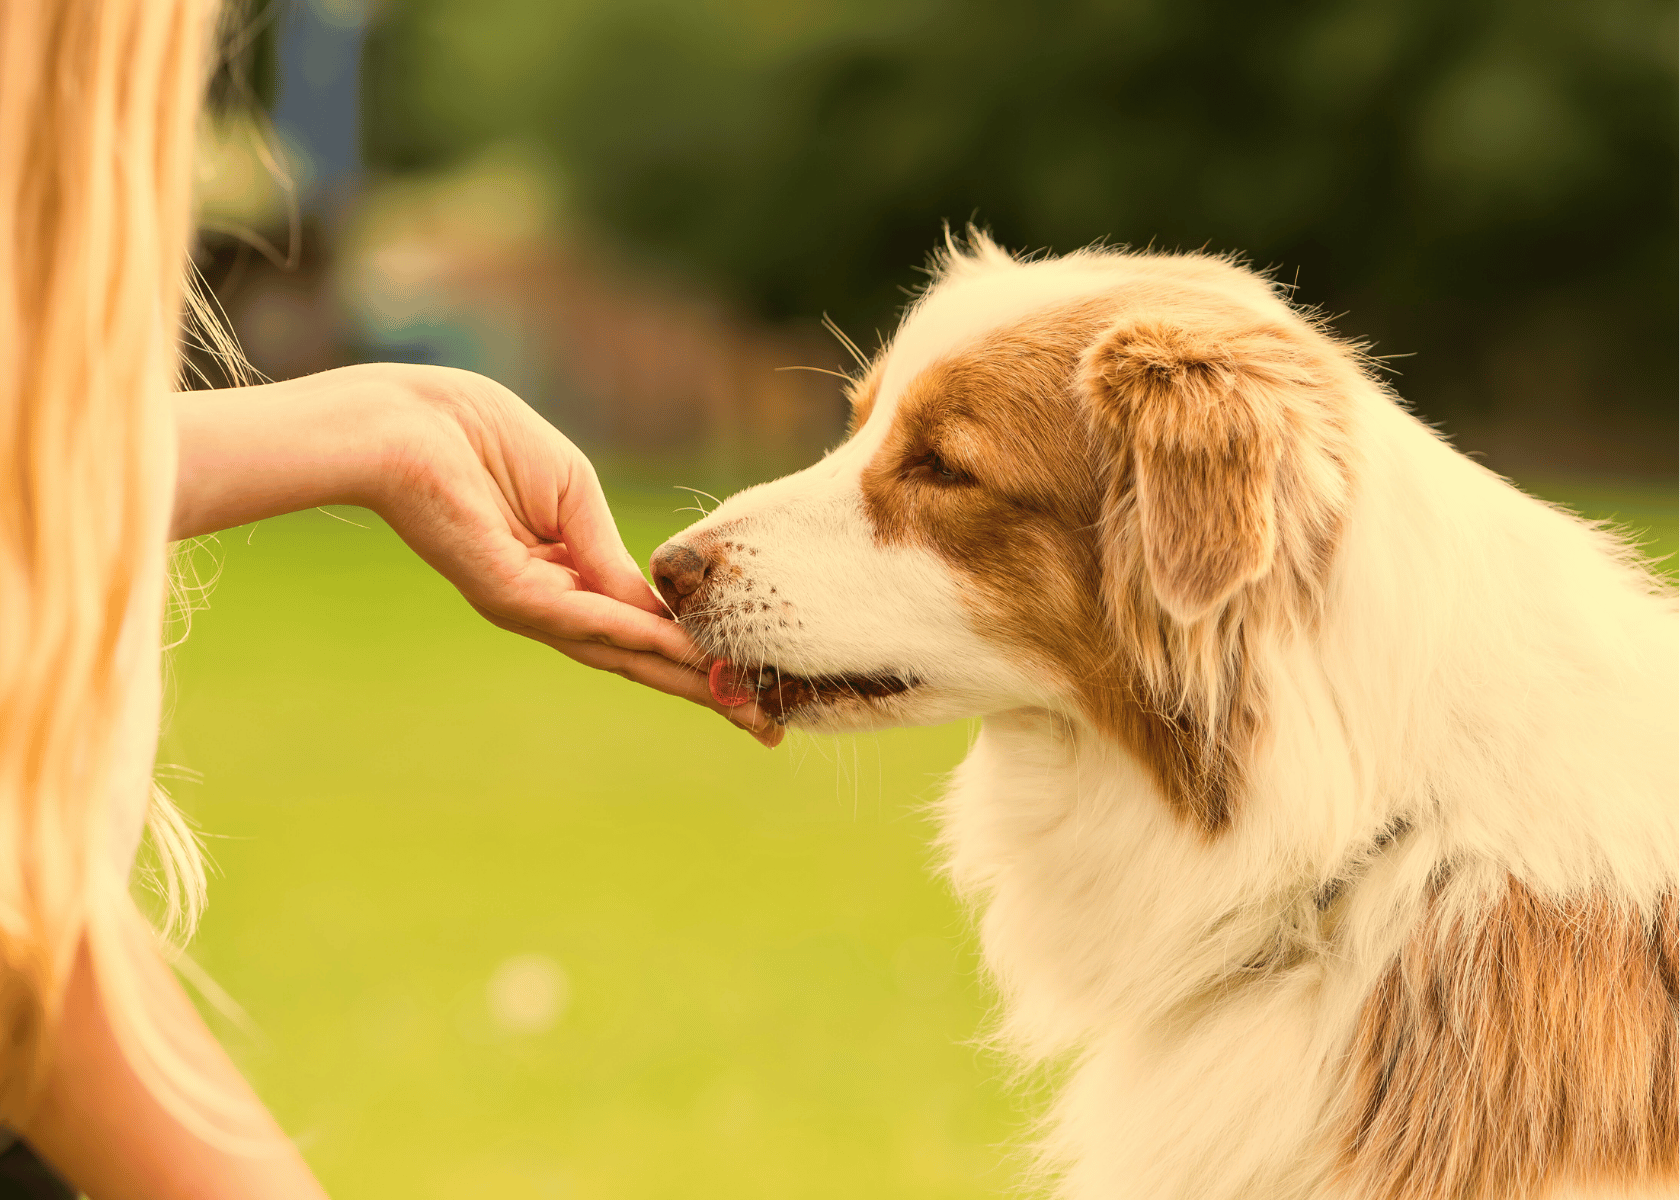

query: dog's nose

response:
[649,540,711,618]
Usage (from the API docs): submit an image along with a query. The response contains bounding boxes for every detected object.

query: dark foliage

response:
[361,0,1677,442]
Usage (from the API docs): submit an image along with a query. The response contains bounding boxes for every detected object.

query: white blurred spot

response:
[486,953,568,1035]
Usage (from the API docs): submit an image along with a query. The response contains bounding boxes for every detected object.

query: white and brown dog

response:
[649,235,1677,1200]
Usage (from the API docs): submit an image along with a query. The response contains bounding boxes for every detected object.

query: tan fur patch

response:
[1082,305,1354,634]
[858,304,1116,740]
[1082,302,1354,831]
[858,268,1356,834]
[845,367,881,438]
[1088,319,1291,622]
[1339,881,1679,1200]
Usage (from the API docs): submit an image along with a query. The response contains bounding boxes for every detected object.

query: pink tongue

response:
[708,660,757,707]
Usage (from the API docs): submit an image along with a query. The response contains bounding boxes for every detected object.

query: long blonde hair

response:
[0,0,222,1122]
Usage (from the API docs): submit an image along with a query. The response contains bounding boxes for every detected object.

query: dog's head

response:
[652,236,1358,832]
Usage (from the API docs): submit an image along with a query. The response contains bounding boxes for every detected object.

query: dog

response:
[649,234,1678,1200]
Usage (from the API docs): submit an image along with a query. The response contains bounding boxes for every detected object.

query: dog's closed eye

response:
[903,448,973,486]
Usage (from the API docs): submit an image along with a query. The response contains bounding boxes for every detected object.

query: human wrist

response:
[299,362,426,514]
[170,363,418,539]
[346,362,486,523]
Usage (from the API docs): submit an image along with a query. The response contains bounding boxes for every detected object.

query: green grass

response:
[162,478,1673,1198]
[163,496,1014,1200]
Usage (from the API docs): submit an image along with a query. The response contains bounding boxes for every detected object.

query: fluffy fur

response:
[649,235,1678,1200]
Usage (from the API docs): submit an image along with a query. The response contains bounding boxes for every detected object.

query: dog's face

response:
[652,240,1356,831]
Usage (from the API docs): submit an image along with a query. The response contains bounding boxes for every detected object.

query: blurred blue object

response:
[273,0,368,208]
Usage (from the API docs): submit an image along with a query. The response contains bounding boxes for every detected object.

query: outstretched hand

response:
[378,366,782,745]
[171,362,781,746]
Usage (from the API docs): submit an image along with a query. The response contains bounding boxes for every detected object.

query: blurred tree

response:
[362,0,1676,457]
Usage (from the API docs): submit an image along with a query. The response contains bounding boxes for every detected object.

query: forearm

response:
[171,364,406,540]
[16,939,328,1200]
[170,361,777,738]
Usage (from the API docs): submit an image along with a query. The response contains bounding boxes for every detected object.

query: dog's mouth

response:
[709,661,916,723]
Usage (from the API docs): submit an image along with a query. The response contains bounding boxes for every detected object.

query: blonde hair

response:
[0,0,227,1124]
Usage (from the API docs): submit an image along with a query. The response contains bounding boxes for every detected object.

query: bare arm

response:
[173,363,778,744]
[15,939,329,1200]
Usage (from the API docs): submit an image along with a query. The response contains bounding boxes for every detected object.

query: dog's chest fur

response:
[942,701,1677,1200]
[942,712,1363,1199]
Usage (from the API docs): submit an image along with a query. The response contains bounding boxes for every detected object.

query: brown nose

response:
[649,540,711,618]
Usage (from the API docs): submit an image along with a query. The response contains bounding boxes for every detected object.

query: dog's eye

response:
[909,449,970,486]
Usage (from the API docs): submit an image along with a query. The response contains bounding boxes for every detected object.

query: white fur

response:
[662,246,1678,1198]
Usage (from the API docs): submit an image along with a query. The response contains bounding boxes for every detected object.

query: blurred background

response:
[196,0,1678,482]
[172,0,1677,1196]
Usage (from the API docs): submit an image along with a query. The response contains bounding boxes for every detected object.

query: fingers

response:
[551,448,668,616]
[404,374,660,614]
[400,380,768,740]
[529,541,578,572]
[496,578,710,667]
[474,579,782,747]
[543,637,783,748]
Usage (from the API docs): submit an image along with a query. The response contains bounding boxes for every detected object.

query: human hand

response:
[171,363,781,746]
[372,365,783,746]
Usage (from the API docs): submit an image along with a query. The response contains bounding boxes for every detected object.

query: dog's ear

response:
[1084,318,1307,624]
[1078,310,1351,833]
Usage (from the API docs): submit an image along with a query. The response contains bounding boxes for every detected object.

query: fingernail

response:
[727,709,781,747]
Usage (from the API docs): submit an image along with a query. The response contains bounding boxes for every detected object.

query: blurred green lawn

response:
[160,479,1674,1199]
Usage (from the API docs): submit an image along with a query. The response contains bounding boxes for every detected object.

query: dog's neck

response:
[941,706,1386,1058]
